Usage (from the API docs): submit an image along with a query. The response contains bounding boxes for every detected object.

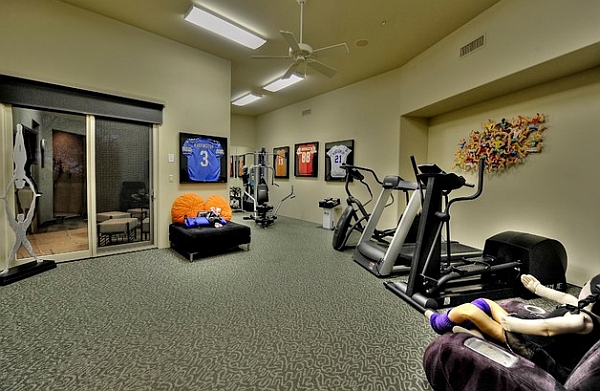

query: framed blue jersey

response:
[179,132,228,183]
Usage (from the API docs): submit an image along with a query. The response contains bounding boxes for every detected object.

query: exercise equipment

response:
[351,160,480,278]
[332,164,406,250]
[384,159,567,311]
[241,148,295,227]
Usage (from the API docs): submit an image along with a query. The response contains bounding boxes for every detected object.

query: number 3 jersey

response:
[182,136,225,182]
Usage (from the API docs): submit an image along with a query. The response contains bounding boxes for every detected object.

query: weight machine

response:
[240,148,295,227]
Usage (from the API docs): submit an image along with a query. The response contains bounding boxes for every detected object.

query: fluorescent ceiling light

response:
[263,73,304,92]
[232,93,262,106]
[184,6,266,50]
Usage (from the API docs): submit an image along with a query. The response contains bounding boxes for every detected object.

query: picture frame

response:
[237,155,245,178]
[273,146,290,178]
[294,141,319,177]
[325,139,354,181]
[179,132,228,183]
[230,154,246,178]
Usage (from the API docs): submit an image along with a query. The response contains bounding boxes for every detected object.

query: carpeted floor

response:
[0,215,568,390]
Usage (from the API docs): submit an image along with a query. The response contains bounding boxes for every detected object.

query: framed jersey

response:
[325,139,354,181]
[273,146,289,178]
[179,132,228,183]
[294,142,319,177]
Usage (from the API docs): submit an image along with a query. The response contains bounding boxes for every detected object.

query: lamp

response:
[263,73,304,92]
[232,93,262,106]
[184,6,266,50]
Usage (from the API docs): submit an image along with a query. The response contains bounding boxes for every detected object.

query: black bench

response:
[169,221,251,262]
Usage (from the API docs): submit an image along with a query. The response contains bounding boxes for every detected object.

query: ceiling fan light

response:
[184,6,266,50]
[263,73,304,92]
[232,93,262,106]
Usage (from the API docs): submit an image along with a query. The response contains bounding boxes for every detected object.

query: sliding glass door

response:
[10,107,90,259]
[5,108,153,265]
[95,118,152,250]
[1,76,160,267]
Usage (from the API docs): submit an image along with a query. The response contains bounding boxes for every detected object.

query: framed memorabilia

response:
[294,141,319,177]
[325,140,354,181]
[229,154,245,178]
[273,146,290,178]
[179,132,228,183]
[237,155,245,178]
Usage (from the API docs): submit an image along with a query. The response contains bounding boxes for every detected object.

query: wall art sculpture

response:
[454,114,546,172]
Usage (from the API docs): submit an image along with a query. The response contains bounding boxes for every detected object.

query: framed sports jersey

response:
[325,140,354,181]
[294,141,319,177]
[179,132,228,183]
[273,146,289,178]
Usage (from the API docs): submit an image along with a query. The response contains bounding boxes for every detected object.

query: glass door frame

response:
[0,106,156,266]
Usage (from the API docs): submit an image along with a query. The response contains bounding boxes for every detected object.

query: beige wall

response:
[250,0,600,285]
[0,0,231,256]
[399,0,600,115]
[253,70,404,225]
[428,68,600,285]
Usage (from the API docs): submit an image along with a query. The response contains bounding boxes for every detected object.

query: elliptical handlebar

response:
[447,158,485,208]
[340,164,398,208]
[340,164,388,185]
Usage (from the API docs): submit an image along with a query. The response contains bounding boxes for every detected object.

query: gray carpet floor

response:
[0,215,566,390]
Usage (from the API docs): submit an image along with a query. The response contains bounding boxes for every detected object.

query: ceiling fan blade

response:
[280,30,301,53]
[282,61,302,79]
[307,59,337,78]
[251,54,292,60]
[312,43,349,59]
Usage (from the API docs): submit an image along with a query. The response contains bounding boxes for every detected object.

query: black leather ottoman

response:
[169,221,251,261]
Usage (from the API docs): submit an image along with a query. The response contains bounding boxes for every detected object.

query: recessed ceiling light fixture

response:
[232,93,262,106]
[263,73,304,92]
[184,6,266,50]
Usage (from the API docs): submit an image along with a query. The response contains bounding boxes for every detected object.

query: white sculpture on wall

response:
[1,124,42,275]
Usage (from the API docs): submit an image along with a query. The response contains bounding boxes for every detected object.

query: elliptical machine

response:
[332,164,407,250]
[384,158,567,311]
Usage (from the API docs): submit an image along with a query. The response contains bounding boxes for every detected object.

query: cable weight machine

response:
[240,148,295,227]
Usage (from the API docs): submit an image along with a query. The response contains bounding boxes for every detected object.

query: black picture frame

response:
[294,142,319,177]
[273,146,290,178]
[179,132,228,183]
[325,140,354,181]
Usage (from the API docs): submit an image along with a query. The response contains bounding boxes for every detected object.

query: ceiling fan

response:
[252,0,349,79]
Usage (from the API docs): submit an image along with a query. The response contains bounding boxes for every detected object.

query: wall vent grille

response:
[302,109,312,116]
[460,35,485,57]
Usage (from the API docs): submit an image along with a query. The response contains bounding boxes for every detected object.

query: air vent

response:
[460,35,485,57]
[302,109,312,116]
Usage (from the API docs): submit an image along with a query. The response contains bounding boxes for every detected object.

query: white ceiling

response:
[57,0,502,116]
